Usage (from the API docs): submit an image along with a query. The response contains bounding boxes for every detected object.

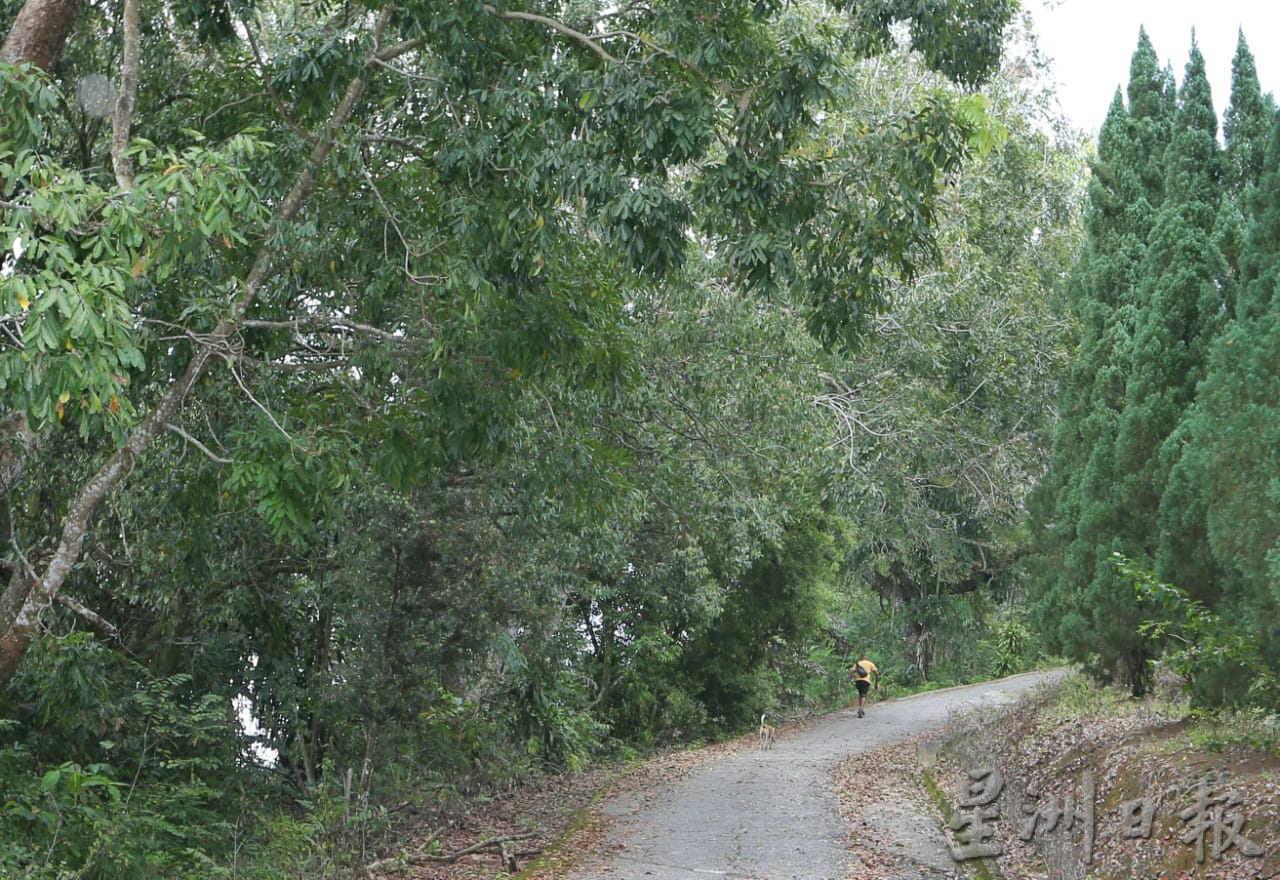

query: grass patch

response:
[1184,707,1280,756]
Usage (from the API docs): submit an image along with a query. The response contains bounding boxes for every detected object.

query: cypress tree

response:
[1114,39,1225,606]
[1025,93,1133,664]
[1168,113,1280,703]
[1028,32,1175,690]
[1222,31,1274,196]
[1234,75,1280,324]
[1126,30,1179,210]
[1156,33,1273,634]
[1214,31,1276,316]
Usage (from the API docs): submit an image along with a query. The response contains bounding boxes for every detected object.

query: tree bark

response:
[110,0,140,189]
[1,0,82,70]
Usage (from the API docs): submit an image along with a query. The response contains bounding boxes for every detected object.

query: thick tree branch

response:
[374,37,422,63]
[110,0,140,189]
[57,592,119,638]
[0,0,83,70]
[482,4,617,63]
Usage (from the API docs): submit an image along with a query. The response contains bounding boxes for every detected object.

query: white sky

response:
[1027,0,1280,133]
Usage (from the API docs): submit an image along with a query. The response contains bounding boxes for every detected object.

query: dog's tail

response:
[760,713,767,726]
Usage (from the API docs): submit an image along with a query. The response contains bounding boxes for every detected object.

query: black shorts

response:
[855,679,870,696]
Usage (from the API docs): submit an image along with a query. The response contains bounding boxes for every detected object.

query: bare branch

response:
[226,359,297,448]
[56,592,119,639]
[366,832,538,873]
[203,91,265,127]
[242,316,411,342]
[244,24,319,146]
[369,56,437,83]
[482,4,617,63]
[166,423,234,465]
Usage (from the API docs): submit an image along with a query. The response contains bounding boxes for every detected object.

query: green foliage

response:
[1,637,247,878]
[0,753,121,877]
[1184,708,1280,756]
[847,0,1016,88]
[1035,672,1131,730]
[0,62,59,158]
[678,519,841,728]
[1170,115,1280,695]
[0,0,1079,875]
[982,613,1035,678]
[827,26,1084,683]
[1222,32,1276,198]
[1032,27,1280,716]
[1028,31,1243,697]
[1,112,268,439]
[1118,554,1279,710]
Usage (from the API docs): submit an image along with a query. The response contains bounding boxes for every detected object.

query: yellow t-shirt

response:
[853,659,877,681]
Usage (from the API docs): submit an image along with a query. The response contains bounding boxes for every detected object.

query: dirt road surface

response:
[562,670,1067,880]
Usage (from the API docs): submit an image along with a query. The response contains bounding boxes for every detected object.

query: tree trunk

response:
[0,567,39,683]
[1,0,82,70]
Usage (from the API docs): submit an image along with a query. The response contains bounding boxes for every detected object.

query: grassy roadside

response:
[927,672,1279,880]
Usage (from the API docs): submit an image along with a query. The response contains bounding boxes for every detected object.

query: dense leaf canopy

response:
[0,0,1101,874]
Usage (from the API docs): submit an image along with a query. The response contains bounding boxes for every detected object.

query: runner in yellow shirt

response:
[852,654,879,718]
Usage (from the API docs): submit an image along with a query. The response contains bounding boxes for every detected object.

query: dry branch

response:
[364,832,539,875]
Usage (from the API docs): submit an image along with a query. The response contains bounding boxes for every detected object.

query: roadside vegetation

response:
[2,1,1278,877]
[925,673,1279,880]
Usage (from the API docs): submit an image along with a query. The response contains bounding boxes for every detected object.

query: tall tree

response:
[1212,31,1276,318]
[1065,40,1224,694]
[1155,33,1273,637]
[818,28,1086,679]
[1117,40,1226,586]
[1162,113,1280,704]
[1028,31,1175,692]
[0,0,1019,688]
[1222,31,1274,197]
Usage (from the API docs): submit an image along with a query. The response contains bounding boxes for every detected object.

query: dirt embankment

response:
[839,672,1280,880]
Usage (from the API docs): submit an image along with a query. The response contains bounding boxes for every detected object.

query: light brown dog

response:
[758,713,776,750]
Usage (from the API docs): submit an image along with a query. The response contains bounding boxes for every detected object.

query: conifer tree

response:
[1237,114,1280,322]
[1223,31,1274,197]
[1156,34,1272,627]
[1110,41,1226,667]
[1028,31,1175,691]
[1214,32,1276,316]
[1165,114,1280,702]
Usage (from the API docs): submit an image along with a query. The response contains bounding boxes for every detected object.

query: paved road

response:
[565,670,1067,880]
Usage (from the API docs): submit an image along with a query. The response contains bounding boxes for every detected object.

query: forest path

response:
[560,670,1067,880]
